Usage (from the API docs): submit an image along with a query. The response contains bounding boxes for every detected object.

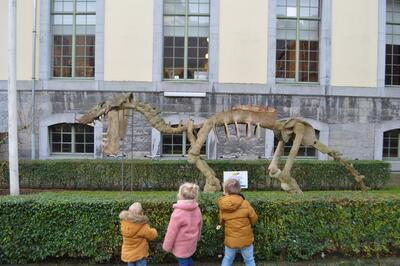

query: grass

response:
[1,187,399,203]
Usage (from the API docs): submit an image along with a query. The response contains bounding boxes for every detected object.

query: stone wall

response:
[0,90,399,165]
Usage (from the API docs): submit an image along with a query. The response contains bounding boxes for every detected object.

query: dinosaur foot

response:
[269,169,303,194]
[281,182,303,194]
[353,174,370,191]
[269,169,281,179]
[203,178,222,192]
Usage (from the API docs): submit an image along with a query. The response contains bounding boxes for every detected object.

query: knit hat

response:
[128,202,143,215]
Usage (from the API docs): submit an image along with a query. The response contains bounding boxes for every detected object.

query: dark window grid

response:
[277,4,319,18]
[164,2,209,16]
[277,0,320,8]
[163,6,209,80]
[162,133,185,156]
[161,131,206,156]
[387,0,400,12]
[51,1,95,78]
[276,5,320,83]
[273,130,320,158]
[386,3,400,85]
[275,139,318,158]
[385,43,400,85]
[75,131,94,153]
[163,37,209,79]
[382,129,400,159]
[276,58,296,80]
[50,123,94,154]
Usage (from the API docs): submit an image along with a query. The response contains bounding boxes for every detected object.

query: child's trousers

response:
[221,244,256,266]
[127,258,147,266]
[177,256,194,266]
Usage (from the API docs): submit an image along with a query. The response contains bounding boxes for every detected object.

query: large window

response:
[51,0,96,78]
[276,0,320,83]
[383,129,400,159]
[273,130,320,158]
[163,0,210,80]
[49,123,94,154]
[162,129,206,156]
[386,0,400,86]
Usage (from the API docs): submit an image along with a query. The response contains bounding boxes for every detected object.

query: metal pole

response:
[8,0,20,195]
[31,0,37,160]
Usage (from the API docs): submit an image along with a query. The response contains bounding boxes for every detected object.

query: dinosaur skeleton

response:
[78,93,368,193]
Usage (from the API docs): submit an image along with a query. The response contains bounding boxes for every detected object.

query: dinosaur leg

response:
[187,120,221,192]
[312,140,369,191]
[102,110,121,155]
[279,124,305,194]
[268,140,283,177]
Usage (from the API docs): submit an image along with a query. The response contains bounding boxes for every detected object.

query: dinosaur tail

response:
[312,140,369,191]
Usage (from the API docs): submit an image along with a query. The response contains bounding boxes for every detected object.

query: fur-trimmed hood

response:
[119,210,149,224]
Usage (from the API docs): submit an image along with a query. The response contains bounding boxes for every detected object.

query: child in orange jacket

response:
[217,179,258,266]
[120,202,158,266]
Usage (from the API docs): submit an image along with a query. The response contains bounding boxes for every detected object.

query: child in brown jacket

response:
[217,179,258,266]
[119,202,158,266]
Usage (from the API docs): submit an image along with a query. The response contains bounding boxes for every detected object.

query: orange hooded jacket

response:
[217,194,258,248]
[119,210,158,262]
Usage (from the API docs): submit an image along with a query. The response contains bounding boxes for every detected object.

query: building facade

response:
[0,0,399,171]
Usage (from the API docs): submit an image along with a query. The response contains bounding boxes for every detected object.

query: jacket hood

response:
[173,200,199,211]
[218,195,244,212]
[119,210,149,224]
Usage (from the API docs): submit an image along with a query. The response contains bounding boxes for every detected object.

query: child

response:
[217,178,258,266]
[163,182,203,266]
[120,202,158,266]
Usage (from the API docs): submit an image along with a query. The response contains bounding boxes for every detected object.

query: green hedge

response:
[0,159,391,191]
[0,190,399,264]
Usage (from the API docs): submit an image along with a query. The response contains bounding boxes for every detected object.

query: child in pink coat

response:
[163,182,202,266]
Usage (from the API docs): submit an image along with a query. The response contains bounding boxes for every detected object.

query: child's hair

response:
[128,202,143,215]
[178,182,199,200]
[223,178,241,195]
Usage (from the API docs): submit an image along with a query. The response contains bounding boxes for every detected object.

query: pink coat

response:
[162,200,202,258]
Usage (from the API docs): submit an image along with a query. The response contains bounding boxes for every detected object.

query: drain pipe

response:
[31,0,37,160]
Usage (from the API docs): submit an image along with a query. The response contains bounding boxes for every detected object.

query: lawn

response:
[1,187,399,202]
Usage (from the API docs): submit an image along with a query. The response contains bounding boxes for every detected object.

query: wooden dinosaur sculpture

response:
[78,93,368,193]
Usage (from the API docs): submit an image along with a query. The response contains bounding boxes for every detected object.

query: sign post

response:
[223,171,248,189]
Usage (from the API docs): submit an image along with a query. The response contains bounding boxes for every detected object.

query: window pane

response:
[163,1,209,80]
[85,133,94,142]
[86,144,94,153]
[62,144,71,152]
[173,145,183,154]
[52,133,61,142]
[163,134,172,144]
[276,2,319,82]
[383,129,400,158]
[274,130,320,158]
[52,143,61,152]
[51,0,96,78]
[163,145,172,155]
[76,133,84,142]
[62,133,71,142]
[76,144,85,153]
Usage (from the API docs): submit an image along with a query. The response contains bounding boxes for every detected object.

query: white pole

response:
[31,0,37,160]
[8,0,19,196]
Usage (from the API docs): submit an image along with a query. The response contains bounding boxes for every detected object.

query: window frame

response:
[382,129,400,160]
[49,123,95,156]
[275,0,321,84]
[385,0,400,86]
[162,0,210,81]
[51,0,96,79]
[273,130,320,159]
[161,131,207,157]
